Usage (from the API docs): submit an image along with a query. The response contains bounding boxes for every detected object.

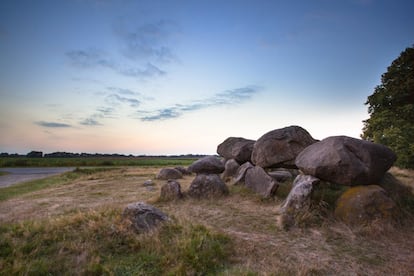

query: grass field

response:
[0,156,197,168]
[0,166,413,275]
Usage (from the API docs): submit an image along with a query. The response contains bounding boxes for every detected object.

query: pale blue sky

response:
[1,0,413,154]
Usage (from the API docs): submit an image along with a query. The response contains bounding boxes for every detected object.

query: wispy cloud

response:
[118,63,166,78]
[140,85,261,121]
[115,20,178,64]
[105,94,140,108]
[35,121,72,128]
[79,118,102,126]
[66,49,115,69]
[66,49,166,79]
[107,87,138,96]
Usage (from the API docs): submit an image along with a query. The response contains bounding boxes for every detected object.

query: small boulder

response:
[143,179,154,186]
[222,159,240,182]
[217,137,255,163]
[295,136,397,186]
[160,180,183,201]
[188,174,229,198]
[123,202,169,233]
[335,185,398,226]
[156,168,183,180]
[279,175,320,229]
[188,156,225,174]
[252,125,316,168]
[232,162,254,185]
[175,166,191,175]
[244,166,279,198]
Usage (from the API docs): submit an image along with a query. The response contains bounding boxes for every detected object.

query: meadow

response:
[0,165,413,275]
[0,156,197,168]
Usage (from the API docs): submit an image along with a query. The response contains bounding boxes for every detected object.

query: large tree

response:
[362,46,414,168]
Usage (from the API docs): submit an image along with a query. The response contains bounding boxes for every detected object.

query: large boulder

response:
[217,137,255,163]
[160,180,183,201]
[188,174,229,198]
[334,185,399,226]
[222,159,240,182]
[295,136,397,186]
[279,175,320,229]
[251,126,316,168]
[156,168,183,180]
[188,156,225,174]
[123,202,169,233]
[244,166,279,198]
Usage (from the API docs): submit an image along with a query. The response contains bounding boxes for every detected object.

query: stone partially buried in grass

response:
[334,185,399,226]
[123,202,169,233]
[188,174,229,198]
[160,180,183,201]
[244,166,279,198]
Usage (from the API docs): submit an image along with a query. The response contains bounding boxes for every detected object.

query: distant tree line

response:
[0,151,206,159]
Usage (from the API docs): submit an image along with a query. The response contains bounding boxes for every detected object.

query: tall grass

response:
[0,207,233,275]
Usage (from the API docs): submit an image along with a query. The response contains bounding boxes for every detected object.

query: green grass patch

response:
[0,208,233,275]
[0,171,9,176]
[0,156,197,167]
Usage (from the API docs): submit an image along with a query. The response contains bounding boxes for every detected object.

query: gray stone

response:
[188,156,225,174]
[252,125,316,168]
[232,162,254,185]
[143,179,154,186]
[279,175,320,229]
[222,159,240,182]
[123,202,169,233]
[156,168,183,180]
[217,137,255,163]
[244,166,279,198]
[295,136,397,186]
[188,174,229,198]
[160,180,183,201]
[268,169,293,182]
[175,166,191,175]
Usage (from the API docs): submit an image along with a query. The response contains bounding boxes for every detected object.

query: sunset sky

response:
[1,0,413,155]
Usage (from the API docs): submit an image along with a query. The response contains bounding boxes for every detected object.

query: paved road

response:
[0,167,75,188]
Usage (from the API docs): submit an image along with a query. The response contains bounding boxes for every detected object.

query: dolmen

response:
[216,126,399,229]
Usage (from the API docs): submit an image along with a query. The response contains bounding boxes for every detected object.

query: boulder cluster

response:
[124,125,399,233]
[218,125,397,228]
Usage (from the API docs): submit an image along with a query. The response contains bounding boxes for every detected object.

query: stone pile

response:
[125,125,399,233]
[216,125,398,228]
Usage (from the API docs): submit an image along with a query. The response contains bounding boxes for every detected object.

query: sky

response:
[0,0,413,155]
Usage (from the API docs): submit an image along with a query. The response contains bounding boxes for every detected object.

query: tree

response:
[362,46,414,168]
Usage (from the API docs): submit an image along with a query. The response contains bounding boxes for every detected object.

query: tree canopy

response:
[362,46,414,168]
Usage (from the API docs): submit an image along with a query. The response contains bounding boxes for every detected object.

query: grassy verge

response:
[0,168,117,202]
[0,171,9,176]
[0,208,233,275]
[0,157,197,167]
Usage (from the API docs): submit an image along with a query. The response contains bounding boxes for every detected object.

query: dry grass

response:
[389,166,414,191]
[1,166,414,275]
